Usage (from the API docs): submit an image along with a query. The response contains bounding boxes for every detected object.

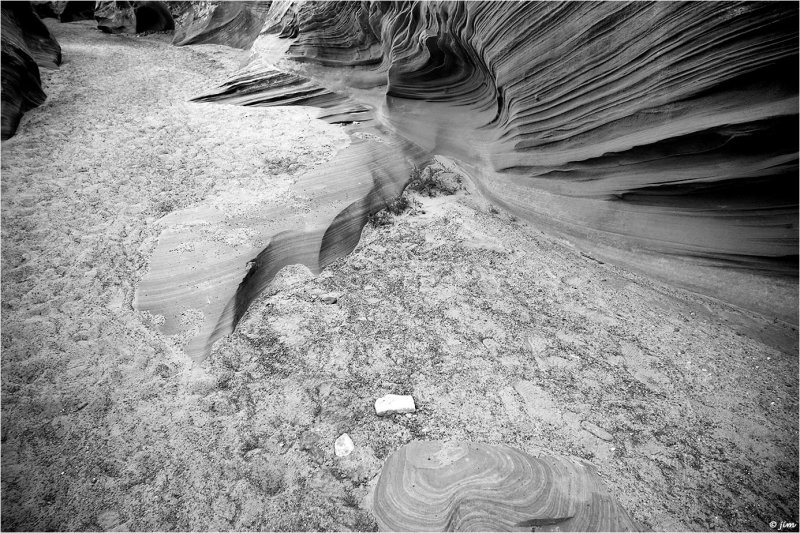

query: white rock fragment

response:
[375,394,416,416]
[580,420,613,442]
[320,292,339,304]
[334,433,354,457]
[97,510,121,531]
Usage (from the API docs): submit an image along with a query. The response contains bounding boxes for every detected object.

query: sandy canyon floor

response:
[1,20,798,531]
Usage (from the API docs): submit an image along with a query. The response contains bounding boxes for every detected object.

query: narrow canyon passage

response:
[1,18,797,532]
[0,20,347,530]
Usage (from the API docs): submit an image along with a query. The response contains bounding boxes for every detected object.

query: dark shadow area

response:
[59,1,95,23]
[31,1,58,19]
[135,2,174,33]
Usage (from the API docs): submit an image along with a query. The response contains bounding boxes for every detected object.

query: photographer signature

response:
[770,520,799,532]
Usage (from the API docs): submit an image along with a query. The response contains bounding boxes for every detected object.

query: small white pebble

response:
[335,433,354,457]
[375,394,416,416]
[319,292,339,304]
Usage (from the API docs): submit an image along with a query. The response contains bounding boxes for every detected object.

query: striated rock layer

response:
[135,121,428,359]
[1,2,61,140]
[95,1,137,33]
[371,441,639,531]
[200,0,798,323]
[172,1,271,49]
[138,1,798,358]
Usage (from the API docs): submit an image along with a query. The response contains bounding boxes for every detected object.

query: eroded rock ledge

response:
[203,1,798,319]
[172,1,270,49]
[135,1,798,359]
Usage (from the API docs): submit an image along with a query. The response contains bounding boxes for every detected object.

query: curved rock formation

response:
[1,2,61,140]
[138,1,798,358]
[95,1,174,34]
[371,440,639,531]
[202,1,798,322]
[135,126,427,359]
[95,1,136,33]
[9,3,62,69]
[192,64,373,123]
[172,1,270,49]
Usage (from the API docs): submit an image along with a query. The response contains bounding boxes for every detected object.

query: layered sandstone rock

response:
[172,1,270,49]
[95,1,174,34]
[1,2,61,140]
[372,441,639,531]
[94,1,136,33]
[135,126,428,359]
[266,2,799,264]
[201,1,798,320]
[139,1,798,358]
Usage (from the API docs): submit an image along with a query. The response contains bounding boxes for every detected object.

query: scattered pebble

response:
[375,394,416,416]
[97,510,120,531]
[319,292,340,304]
[580,420,613,442]
[334,433,354,457]
[482,338,500,351]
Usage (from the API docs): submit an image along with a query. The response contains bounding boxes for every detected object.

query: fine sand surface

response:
[2,20,798,531]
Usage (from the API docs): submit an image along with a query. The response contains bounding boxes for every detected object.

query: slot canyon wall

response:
[198,0,798,322]
[1,2,61,140]
[136,0,799,359]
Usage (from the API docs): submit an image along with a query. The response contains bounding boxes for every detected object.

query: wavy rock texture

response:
[372,440,638,532]
[95,1,136,33]
[95,1,174,34]
[139,1,798,358]
[201,1,798,321]
[135,125,426,359]
[172,1,271,49]
[1,2,61,140]
[192,63,373,123]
